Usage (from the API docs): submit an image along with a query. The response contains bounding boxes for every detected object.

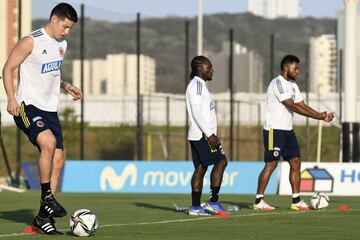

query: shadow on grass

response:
[0,209,34,224]
[134,201,254,212]
[221,201,253,209]
[133,202,175,212]
[65,231,76,236]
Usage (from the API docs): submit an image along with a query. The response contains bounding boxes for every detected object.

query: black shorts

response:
[263,129,300,162]
[189,136,226,168]
[14,102,64,149]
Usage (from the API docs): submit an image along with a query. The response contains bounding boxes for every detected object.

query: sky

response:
[32,0,349,21]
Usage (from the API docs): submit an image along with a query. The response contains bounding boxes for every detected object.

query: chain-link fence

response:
[0,1,349,178]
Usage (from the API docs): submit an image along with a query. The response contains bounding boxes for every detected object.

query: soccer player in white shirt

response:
[253,55,334,211]
[2,3,81,234]
[186,56,228,215]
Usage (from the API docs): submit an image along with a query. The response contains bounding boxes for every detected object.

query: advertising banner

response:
[62,161,278,194]
[279,162,360,196]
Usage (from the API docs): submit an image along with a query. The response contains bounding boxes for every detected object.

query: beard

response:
[288,73,297,80]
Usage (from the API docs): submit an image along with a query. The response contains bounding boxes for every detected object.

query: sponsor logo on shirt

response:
[41,60,63,73]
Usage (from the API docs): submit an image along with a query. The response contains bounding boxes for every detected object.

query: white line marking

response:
[0,209,358,238]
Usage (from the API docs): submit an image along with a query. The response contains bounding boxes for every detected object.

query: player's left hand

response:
[66,84,82,101]
[207,134,219,152]
[324,112,335,122]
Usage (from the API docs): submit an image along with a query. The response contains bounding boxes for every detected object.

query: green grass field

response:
[0,191,359,239]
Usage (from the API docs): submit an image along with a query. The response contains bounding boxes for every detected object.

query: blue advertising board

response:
[22,162,64,190]
[62,161,278,194]
[22,163,40,189]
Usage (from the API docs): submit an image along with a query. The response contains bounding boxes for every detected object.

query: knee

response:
[39,137,56,155]
[266,161,278,171]
[220,159,228,169]
[194,165,207,177]
[290,157,301,170]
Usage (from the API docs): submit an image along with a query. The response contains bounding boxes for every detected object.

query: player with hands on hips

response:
[185,56,228,216]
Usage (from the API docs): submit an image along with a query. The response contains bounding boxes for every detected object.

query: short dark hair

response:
[50,3,78,23]
[190,56,210,79]
[280,55,300,71]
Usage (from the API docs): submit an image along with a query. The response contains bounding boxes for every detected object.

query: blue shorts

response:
[263,129,300,162]
[189,136,226,168]
[14,102,64,150]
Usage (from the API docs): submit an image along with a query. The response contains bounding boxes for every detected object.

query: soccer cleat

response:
[202,201,225,214]
[291,200,311,211]
[49,216,56,224]
[32,216,63,235]
[188,206,212,216]
[253,199,275,211]
[40,194,67,218]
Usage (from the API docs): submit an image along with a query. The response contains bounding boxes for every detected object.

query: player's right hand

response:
[320,111,327,120]
[7,99,20,116]
[207,134,219,152]
[324,112,335,122]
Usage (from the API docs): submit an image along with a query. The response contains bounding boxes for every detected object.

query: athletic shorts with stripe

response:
[189,136,227,168]
[263,129,300,162]
[14,102,64,149]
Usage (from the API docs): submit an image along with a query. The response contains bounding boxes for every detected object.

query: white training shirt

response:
[17,28,67,112]
[186,76,217,140]
[264,75,303,131]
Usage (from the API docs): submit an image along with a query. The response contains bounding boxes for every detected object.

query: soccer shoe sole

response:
[253,205,275,211]
[188,211,212,216]
[290,205,311,211]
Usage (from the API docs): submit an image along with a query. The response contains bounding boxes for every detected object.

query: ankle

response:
[292,193,300,204]
[191,191,202,207]
[210,186,220,202]
[41,182,52,201]
[255,194,264,204]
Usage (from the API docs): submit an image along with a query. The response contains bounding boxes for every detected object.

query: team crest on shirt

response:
[218,144,226,155]
[36,121,45,128]
[273,151,279,157]
[32,116,44,127]
[59,47,64,57]
[221,148,226,155]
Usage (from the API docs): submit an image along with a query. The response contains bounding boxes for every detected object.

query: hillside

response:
[33,13,336,93]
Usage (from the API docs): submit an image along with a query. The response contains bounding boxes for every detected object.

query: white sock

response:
[256,194,264,199]
[292,193,300,198]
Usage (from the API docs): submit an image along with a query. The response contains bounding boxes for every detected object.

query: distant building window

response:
[158,66,174,76]
[100,79,107,94]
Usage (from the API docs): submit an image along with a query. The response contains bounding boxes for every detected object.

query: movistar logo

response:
[41,60,63,73]
[100,164,137,191]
